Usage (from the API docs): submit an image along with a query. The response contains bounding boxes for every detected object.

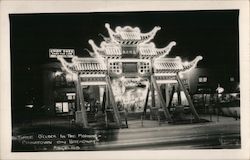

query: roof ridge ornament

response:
[181,56,203,73]
[98,33,111,42]
[154,41,177,59]
[140,26,161,44]
[84,48,96,58]
[88,39,106,57]
[105,23,117,43]
[57,23,202,77]
[57,56,75,75]
[105,23,161,44]
[115,25,141,33]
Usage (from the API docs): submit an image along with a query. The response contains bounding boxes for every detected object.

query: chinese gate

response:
[57,23,202,128]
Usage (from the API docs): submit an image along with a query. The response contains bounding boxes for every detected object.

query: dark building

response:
[42,62,102,117]
[182,67,240,94]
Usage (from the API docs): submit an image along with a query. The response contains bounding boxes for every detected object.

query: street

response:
[94,116,240,150]
[12,114,240,151]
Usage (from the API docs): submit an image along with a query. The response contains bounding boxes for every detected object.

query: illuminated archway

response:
[58,23,202,128]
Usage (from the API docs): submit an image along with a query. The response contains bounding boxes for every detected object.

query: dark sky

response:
[10,10,239,69]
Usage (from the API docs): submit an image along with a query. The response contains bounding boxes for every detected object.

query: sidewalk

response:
[13,113,239,132]
[94,115,240,150]
[120,114,239,131]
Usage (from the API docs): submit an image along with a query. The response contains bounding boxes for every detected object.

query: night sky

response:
[10,10,239,68]
[10,10,239,114]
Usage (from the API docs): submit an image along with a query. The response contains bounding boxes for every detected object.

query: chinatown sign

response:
[49,49,75,58]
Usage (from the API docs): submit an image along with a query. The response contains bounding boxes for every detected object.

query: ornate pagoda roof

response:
[88,40,176,59]
[57,56,107,75]
[154,57,183,73]
[154,56,203,74]
[86,24,177,59]
[57,23,203,77]
[181,56,203,72]
[105,23,161,45]
[88,40,122,58]
[139,42,176,58]
[57,55,202,76]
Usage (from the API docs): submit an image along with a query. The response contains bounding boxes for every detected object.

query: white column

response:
[99,86,105,106]
[165,84,170,108]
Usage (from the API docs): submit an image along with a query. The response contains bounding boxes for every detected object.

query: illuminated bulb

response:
[179,73,184,79]
[72,74,78,81]
[175,56,181,60]
[55,71,63,76]
[120,76,125,82]
[72,56,79,63]
[66,74,72,81]
[183,61,189,66]
[198,56,203,60]
[105,23,110,28]
[171,41,177,46]
[216,85,224,94]
[155,26,161,30]
[88,39,94,44]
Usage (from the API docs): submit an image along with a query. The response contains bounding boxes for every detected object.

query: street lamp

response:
[215,84,224,122]
[25,103,34,126]
[54,71,63,77]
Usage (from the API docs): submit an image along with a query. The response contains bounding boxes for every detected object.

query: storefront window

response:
[55,102,63,113]
[62,102,69,112]
[55,102,69,113]
[66,93,76,100]
[198,76,207,83]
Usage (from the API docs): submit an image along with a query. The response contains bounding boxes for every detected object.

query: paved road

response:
[12,115,240,151]
[93,119,240,150]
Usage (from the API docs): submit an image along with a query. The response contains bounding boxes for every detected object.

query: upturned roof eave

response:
[105,23,161,44]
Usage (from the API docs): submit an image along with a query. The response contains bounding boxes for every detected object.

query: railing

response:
[192,93,240,118]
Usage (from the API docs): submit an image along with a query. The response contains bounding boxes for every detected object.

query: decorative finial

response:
[197,56,203,60]
[156,26,161,30]
[88,39,94,44]
[105,23,110,28]
[176,56,181,60]
[171,41,177,46]
[84,48,91,53]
